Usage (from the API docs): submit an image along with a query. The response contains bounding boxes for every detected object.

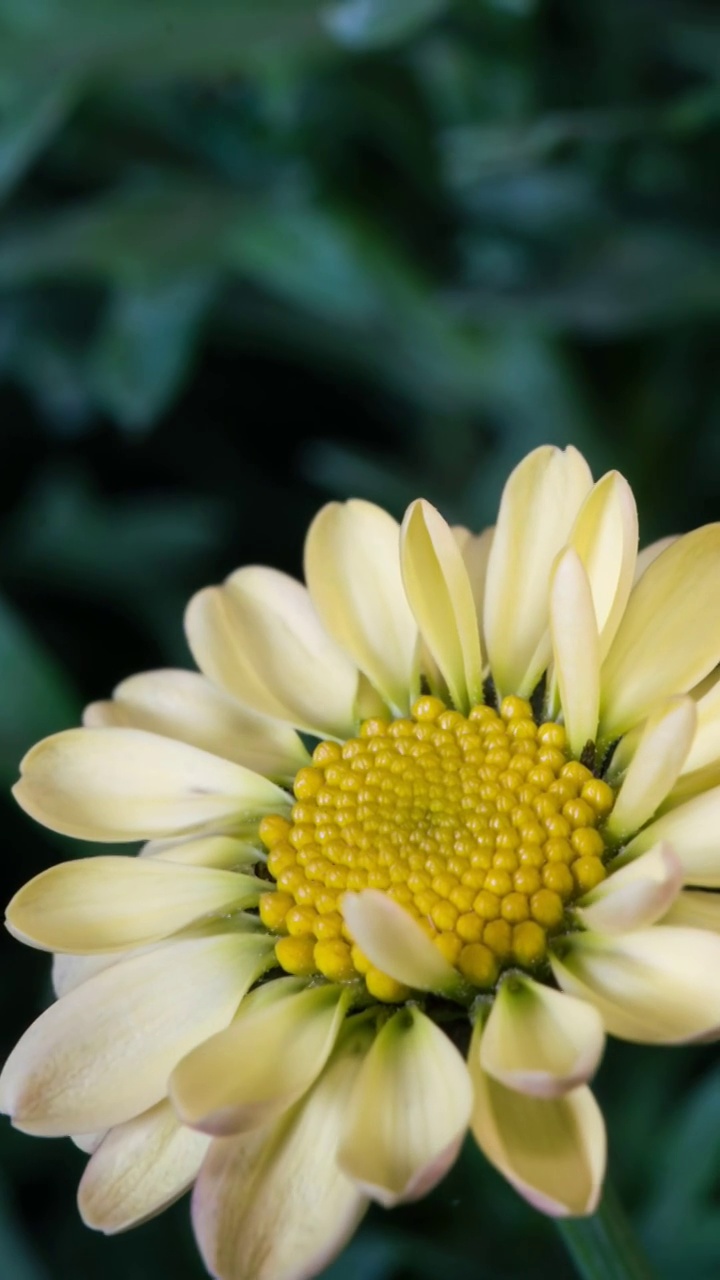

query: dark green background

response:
[1,1,719,1277]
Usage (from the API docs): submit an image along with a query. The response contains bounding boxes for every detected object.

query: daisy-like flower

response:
[4,444,720,1280]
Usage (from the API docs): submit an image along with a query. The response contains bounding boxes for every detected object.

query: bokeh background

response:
[1,1,720,1277]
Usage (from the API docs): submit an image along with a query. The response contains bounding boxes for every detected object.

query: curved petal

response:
[576,843,683,934]
[12,728,291,842]
[337,1007,471,1206]
[549,549,600,757]
[401,500,484,713]
[623,785,720,886]
[551,927,720,1044]
[633,536,677,584]
[0,930,274,1136]
[191,1030,371,1280]
[469,1025,605,1218]
[141,833,264,870]
[483,446,593,699]
[479,975,605,1099]
[304,500,417,715]
[662,889,720,932]
[681,675,720,776]
[185,568,359,739]
[599,524,720,741]
[170,980,350,1136]
[6,856,265,954]
[342,890,460,995]
[78,1099,210,1234]
[568,472,638,658]
[53,951,129,998]
[604,697,696,840]
[84,669,309,782]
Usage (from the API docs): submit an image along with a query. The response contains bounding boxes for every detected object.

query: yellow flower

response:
[4,443,720,1279]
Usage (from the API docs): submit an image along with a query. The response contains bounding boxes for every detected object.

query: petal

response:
[662,889,720,932]
[191,1029,371,1280]
[479,975,605,1099]
[680,675,720,776]
[484,446,593,699]
[576,843,683,934]
[6,856,265,953]
[170,979,350,1136]
[567,472,638,658]
[549,549,600,757]
[633,536,677,583]
[337,1007,471,1207]
[53,951,127,998]
[12,728,291,842]
[0,930,274,1136]
[141,833,264,870]
[400,500,484,713]
[604,697,697,840]
[304,499,418,715]
[78,1099,210,1234]
[342,890,460,995]
[457,525,494,627]
[84,669,309,782]
[599,524,720,741]
[551,926,720,1044]
[623,785,720,886]
[469,1025,605,1218]
[185,567,360,739]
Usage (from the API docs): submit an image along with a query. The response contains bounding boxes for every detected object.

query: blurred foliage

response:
[0,0,720,1277]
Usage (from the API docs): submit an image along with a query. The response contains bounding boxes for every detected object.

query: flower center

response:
[258,695,615,1002]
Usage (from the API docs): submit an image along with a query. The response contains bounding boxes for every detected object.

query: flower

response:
[4,443,720,1279]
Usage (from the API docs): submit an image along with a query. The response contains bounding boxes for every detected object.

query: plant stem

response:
[555,1181,658,1280]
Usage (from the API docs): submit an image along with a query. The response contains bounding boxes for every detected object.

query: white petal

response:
[401,500,484,713]
[0,930,274,1136]
[12,728,290,842]
[170,979,350,1136]
[78,1099,210,1234]
[185,567,360,738]
[191,1029,371,1280]
[337,1007,471,1206]
[662,890,720,932]
[568,472,638,658]
[623,785,720,886]
[479,975,605,1099]
[342,890,460,995]
[576,843,683,934]
[469,1025,605,1218]
[551,926,720,1044]
[600,524,720,741]
[6,856,265,953]
[604,697,696,840]
[484,446,593,698]
[549,549,600,757]
[304,500,418,714]
[141,832,264,870]
[53,951,128,998]
[72,1131,106,1154]
[84,669,309,781]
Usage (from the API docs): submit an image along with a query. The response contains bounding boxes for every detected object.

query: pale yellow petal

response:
[72,1131,106,1154]
[484,445,593,698]
[12,728,290,842]
[304,499,418,714]
[191,1030,371,1280]
[633,536,677,583]
[680,675,720,776]
[170,980,350,1136]
[7,856,265,953]
[551,927,720,1044]
[141,833,264,870]
[623,785,720,885]
[568,472,638,658]
[549,549,600,757]
[479,975,605,1099]
[185,567,359,738]
[79,1100,210,1234]
[401,500,484,712]
[337,1007,471,1206]
[469,1025,605,1218]
[457,525,494,622]
[604,697,696,840]
[84,669,309,782]
[576,843,683,934]
[53,951,128,998]
[599,525,720,741]
[342,890,460,995]
[662,889,720,932]
[0,930,274,1136]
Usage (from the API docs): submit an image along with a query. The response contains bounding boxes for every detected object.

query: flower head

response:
[5,444,720,1278]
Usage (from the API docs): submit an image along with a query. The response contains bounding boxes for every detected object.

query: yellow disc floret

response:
[258,695,615,1001]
